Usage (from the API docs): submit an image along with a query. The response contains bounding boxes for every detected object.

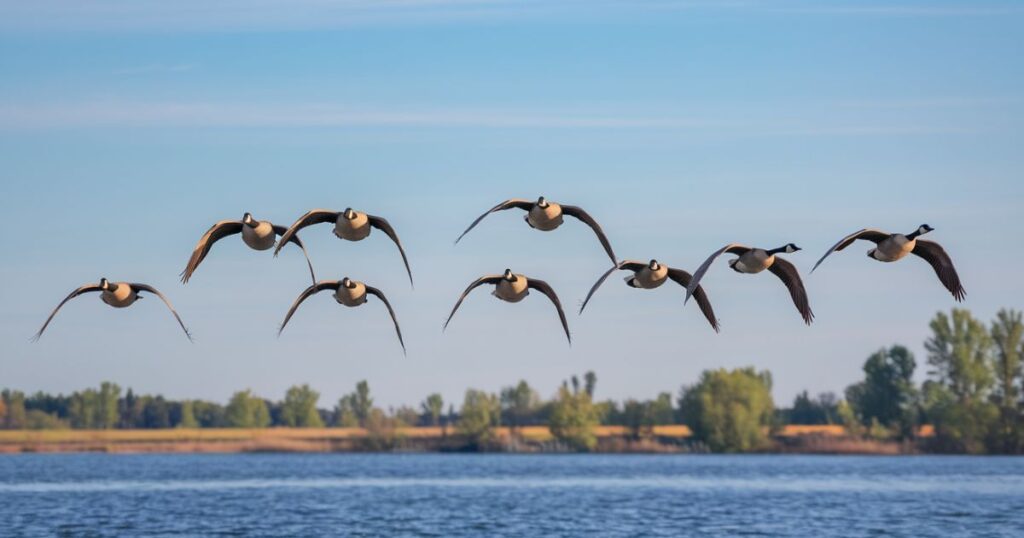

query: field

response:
[0,424,876,454]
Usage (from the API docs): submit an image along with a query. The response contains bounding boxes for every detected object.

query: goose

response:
[811,224,964,301]
[454,197,617,264]
[181,212,315,284]
[278,277,405,354]
[34,279,192,341]
[684,243,814,325]
[579,259,720,332]
[273,208,413,287]
[443,269,571,345]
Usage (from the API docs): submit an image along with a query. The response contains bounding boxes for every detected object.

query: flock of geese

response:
[33,197,966,353]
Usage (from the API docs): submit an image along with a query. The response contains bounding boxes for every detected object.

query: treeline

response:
[3,308,1021,454]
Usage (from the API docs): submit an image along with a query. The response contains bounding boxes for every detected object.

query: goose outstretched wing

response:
[454,199,534,244]
[526,278,571,345]
[766,258,814,325]
[273,209,340,256]
[365,285,406,354]
[368,215,413,288]
[278,281,341,335]
[811,228,890,273]
[561,205,617,264]
[685,244,752,304]
[443,275,503,330]
[272,224,316,285]
[578,260,645,314]
[181,220,244,283]
[912,240,965,302]
[130,283,194,341]
[667,268,720,333]
[33,283,103,340]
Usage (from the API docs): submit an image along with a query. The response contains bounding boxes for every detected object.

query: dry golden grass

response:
[2,423,936,453]
[776,425,847,437]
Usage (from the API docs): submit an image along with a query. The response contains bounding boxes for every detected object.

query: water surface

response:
[1,454,1022,536]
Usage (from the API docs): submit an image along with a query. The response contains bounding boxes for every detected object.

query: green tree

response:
[178,400,199,428]
[97,382,120,429]
[69,389,98,428]
[923,309,998,452]
[421,393,444,427]
[679,367,775,453]
[922,380,997,454]
[991,309,1023,452]
[2,390,27,429]
[335,397,359,427]
[279,384,323,427]
[926,309,993,400]
[352,381,373,425]
[548,379,599,451]
[787,391,839,425]
[844,346,918,438]
[225,390,271,428]
[583,371,597,398]
[25,410,68,430]
[458,389,497,446]
[621,399,650,440]
[500,380,539,433]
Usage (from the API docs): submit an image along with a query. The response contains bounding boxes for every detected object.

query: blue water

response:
[1,454,1022,537]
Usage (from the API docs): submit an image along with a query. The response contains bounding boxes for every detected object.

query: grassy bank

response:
[0,425,912,454]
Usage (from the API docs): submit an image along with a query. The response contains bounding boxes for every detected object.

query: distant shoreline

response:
[0,425,911,455]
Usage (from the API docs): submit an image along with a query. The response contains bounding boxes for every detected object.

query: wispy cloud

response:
[112,63,197,75]
[0,100,979,137]
[0,0,1017,32]
[0,101,715,129]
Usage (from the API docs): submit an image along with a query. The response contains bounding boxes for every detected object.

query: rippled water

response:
[2,454,1022,536]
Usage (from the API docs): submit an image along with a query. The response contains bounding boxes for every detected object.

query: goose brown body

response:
[494,273,530,302]
[241,220,277,250]
[869,235,915,262]
[100,282,137,308]
[629,262,669,289]
[335,280,368,306]
[526,202,563,231]
[334,211,372,241]
[729,249,774,274]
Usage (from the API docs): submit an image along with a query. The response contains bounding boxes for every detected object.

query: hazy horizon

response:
[1,0,1022,410]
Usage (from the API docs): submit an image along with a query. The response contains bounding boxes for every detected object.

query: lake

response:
[1,454,1022,536]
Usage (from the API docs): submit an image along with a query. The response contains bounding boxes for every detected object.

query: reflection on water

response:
[1,454,1022,537]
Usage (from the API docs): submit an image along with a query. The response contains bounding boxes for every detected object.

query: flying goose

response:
[579,259,720,332]
[811,224,964,301]
[273,208,413,287]
[34,279,192,341]
[278,277,405,354]
[181,212,315,284]
[685,243,814,325]
[444,269,571,345]
[454,197,617,264]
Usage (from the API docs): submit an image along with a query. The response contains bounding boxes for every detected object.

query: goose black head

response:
[649,259,660,270]
[783,243,801,254]
[503,269,516,281]
[343,208,356,220]
[99,278,110,290]
[342,277,356,289]
[536,196,548,208]
[917,224,934,235]
[242,212,257,227]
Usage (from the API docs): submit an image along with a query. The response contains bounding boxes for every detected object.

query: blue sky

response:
[1,0,1022,410]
